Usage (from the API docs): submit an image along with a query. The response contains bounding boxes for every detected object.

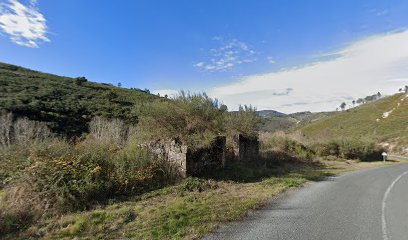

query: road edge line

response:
[381,170,408,240]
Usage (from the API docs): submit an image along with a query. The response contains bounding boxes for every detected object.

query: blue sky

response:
[1,0,408,113]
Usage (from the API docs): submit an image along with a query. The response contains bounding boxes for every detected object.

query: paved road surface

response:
[389,155,408,161]
[204,163,408,240]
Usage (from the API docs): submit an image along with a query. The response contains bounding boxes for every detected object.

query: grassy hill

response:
[298,93,408,153]
[258,110,334,133]
[0,62,156,137]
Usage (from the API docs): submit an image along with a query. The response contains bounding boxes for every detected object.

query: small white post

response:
[382,152,388,162]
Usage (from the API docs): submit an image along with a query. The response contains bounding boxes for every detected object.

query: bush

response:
[225,105,260,139]
[88,116,136,146]
[0,138,178,235]
[313,141,340,157]
[261,135,315,161]
[313,139,384,161]
[138,92,227,149]
[0,111,52,148]
[138,92,260,151]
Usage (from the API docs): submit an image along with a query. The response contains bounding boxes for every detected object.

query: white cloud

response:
[210,29,408,113]
[267,56,276,64]
[194,38,256,72]
[152,89,179,98]
[0,0,49,47]
[376,9,389,16]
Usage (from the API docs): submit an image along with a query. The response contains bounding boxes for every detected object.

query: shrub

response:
[0,138,179,236]
[74,77,87,85]
[261,134,315,161]
[313,138,384,161]
[224,105,260,151]
[0,112,52,148]
[88,116,136,146]
[138,92,260,151]
[225,105,259,139]
[313,141,340,157]
[137,92,227,149]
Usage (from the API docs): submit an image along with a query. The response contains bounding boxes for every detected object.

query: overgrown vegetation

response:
[259,131,385,162]
[137,91,259,149]
[0,87,260,237]
[0,62,397,239]
[1,156,390,239]
[312,139,384,161]
[0,115,178,236]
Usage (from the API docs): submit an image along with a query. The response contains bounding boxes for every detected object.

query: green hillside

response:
[258,111,334,133]
[0,62,156,137]
[299,93,408,152]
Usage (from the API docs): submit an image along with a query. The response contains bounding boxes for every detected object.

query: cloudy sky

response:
[2,0,408,113]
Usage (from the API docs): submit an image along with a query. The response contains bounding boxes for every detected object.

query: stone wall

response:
[149,134,259,177]
[186,136,226,176]
[150,136,226,177]
[150,139,188,177]
[234,134,259,162]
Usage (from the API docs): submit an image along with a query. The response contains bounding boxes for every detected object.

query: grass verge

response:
[3,160,396,240]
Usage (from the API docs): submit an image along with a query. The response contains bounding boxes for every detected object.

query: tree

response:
[405,85,408,93]
[352,100,356,106]
[356,98,364,105]
[377,92,381,98]
[364,95,374,103]
[144,88,150,94]
[340,102,346,111]
[74,77,87,85]
[117,82,122,88]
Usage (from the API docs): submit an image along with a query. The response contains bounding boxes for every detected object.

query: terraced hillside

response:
[299,93,408,153]
[0,62,156,137]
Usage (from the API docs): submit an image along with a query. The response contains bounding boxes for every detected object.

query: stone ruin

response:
[149,136,225,177]
[150,134,259,177]
[149,138,188,177]
[234,134,260,162]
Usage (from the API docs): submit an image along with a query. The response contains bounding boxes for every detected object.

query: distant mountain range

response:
[257,110,334,133]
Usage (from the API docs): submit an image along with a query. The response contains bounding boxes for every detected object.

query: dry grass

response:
[2,159,396,240]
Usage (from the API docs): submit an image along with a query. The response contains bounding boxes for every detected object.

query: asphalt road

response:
[388,155,408,161]
[204,163,408,240]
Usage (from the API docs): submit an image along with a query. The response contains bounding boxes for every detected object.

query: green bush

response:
[225,105,260,139]
[20,140,177,212]
[138,92,224,149]
[313,139,383,161]
[138,92,259,151]
[313,141,340,157]
[261,135,315,161]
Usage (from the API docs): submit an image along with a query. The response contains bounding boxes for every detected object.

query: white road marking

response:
[382,170,408,240]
